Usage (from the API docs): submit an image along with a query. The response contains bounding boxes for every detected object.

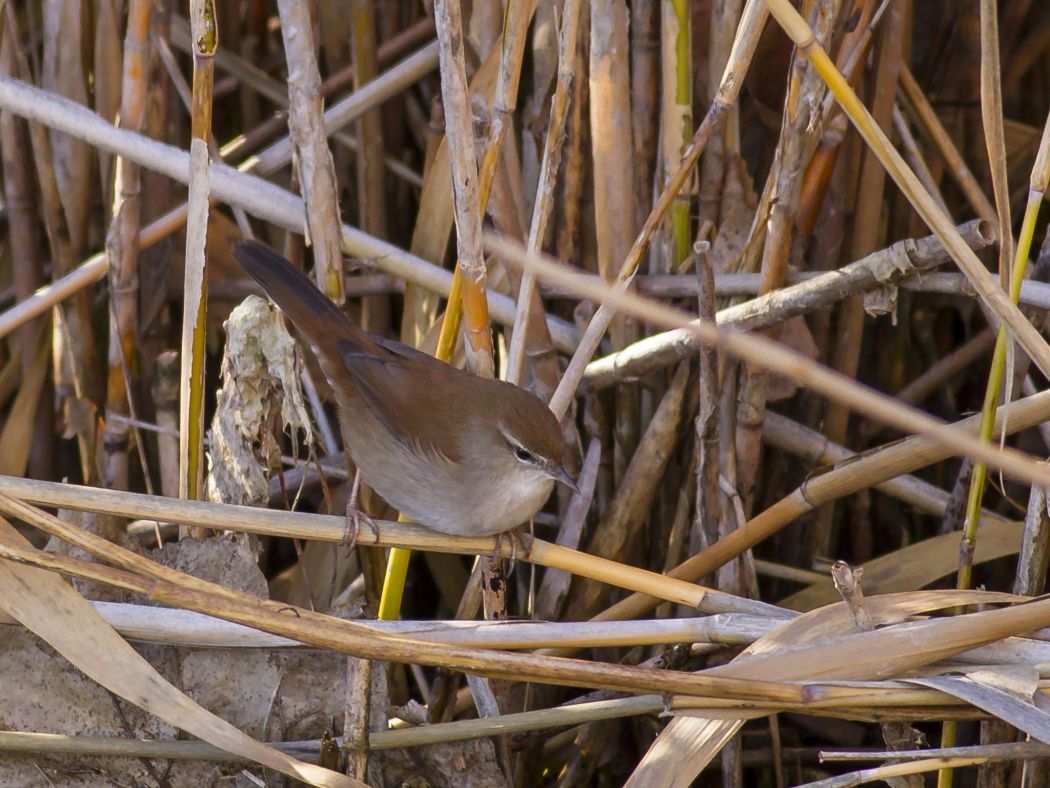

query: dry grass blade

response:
[0,520,356,787]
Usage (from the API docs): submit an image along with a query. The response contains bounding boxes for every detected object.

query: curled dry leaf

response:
[206,296,314,507]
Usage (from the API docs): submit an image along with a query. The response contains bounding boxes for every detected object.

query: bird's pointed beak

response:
[551,465,581,495]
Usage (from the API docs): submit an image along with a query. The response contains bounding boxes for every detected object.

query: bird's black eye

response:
[514,447,533,463]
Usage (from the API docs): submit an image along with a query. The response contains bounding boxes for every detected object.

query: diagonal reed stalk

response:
[761,0,1050,384]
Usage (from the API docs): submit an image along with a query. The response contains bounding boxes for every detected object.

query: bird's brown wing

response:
[337,339,467,464]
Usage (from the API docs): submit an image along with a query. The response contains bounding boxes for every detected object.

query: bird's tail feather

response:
[232,240,357,346]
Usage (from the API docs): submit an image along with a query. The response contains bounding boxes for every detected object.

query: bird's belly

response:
[338,407,552,536]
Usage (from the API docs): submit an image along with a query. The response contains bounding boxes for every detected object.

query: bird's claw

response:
[491,527,528,570]
[343,471,380,550]
[343,502,380,550]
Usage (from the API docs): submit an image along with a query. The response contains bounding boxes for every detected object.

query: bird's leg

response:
[491,526,529,567]
[343,470,380,550]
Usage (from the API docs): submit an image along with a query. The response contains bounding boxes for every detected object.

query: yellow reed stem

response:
[959,191,1042,592]
[379,254,465,620]
[378,544,411,620]
[528,540,706,608]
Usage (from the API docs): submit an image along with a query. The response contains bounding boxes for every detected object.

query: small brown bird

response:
[233,241,577,537]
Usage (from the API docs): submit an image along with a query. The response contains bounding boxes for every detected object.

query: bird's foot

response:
[491,526,529,568]
[342,471,380,550]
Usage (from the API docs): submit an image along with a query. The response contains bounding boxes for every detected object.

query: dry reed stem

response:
[893,327,997,406]
[814,0,904,556]
[1,600,777,650]
[433,0,494,377]
[0,201,193,339]
[102,0,152,494]
[765,0,1050,383]
[897,63,997,225]
[763,411,1012,528]
[3,6,102,481]
[567,363,691,620]
[0,474,755,612]
[1016,480,1050,596]
[535,438,601,620]
[276,0,344,302]
[505,0,582,385]
[0,13,51,482]
[622,270,1050,307]
[178,0,215,510]
[0,678,1027,762]
[694,243,721,557]
[0,535,802,704]
[601,378,1050,623]
[892,102,950,215]
[168,15,423,186]
[548,0,769,419]
[252,41,441,175]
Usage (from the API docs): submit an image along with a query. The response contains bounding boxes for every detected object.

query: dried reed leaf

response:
[911,670,1050,744]
[782,522,1025,610]
[630,592,1049,784]
[0,336,47,477]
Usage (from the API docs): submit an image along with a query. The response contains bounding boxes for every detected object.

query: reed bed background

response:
[1,0,1050,785]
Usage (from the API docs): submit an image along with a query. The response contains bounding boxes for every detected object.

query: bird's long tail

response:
[232,240,358,347]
